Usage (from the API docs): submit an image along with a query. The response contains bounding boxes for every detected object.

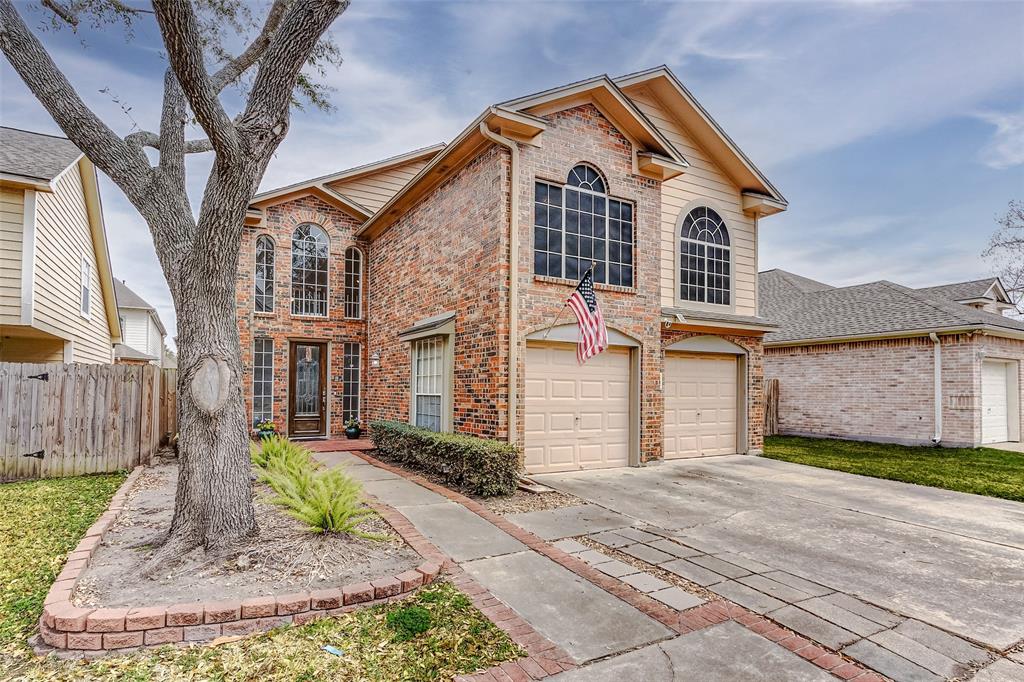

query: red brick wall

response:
[514,104,666,461]
[661,330,766,453]
[762,333,1023,447]
[237,195,367,436]
[365,145,511,437]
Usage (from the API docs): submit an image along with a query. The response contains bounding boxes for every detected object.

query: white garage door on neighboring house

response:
[664,354,738,458]
[982,360,1010,444]
[524,343,631,474]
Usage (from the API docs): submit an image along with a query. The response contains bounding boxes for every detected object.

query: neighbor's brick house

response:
[760,270,1023,448]
[236,66,789,473]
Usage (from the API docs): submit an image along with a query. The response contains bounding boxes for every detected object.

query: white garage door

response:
[524,344,630,474]
[664,354,738,458]
[982,360,1009,444]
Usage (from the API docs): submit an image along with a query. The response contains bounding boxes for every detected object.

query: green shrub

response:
[386,605,432,641]
[250,437,381,537]
[369,421,520,497]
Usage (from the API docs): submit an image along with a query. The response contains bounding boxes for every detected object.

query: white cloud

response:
[974,110,1024,169]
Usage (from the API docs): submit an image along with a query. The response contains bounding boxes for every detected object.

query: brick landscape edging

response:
[351,452,885,682]
[37,465,443,654]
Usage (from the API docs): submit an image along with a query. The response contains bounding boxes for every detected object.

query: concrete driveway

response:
[533,455,1024,653]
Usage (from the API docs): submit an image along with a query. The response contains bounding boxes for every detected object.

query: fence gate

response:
[0,362,163,481]
[764,377,780,438]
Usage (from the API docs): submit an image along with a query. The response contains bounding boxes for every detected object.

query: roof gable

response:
[248,144,445,222]
[615,66,786,206]
[500,75,687,167]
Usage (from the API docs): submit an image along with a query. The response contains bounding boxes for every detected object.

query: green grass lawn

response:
[764,436,1024,502]
[1,472,522,681]
[1,473,126,667]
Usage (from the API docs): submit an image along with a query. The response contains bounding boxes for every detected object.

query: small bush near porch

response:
[764,436,1024,502]
[370,421,520,496]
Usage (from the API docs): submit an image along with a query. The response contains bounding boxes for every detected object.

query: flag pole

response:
[541,262,596,340]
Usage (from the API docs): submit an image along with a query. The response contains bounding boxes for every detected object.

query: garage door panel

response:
[982,360,1010,444]
[525,344,632,474]
[665,354,738,459]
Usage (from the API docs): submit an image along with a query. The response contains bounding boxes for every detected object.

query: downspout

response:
[929,332,942,444]
[478,122,520,445]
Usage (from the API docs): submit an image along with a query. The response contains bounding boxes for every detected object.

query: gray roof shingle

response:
[0,127,82,182]
[759,270,1024,343]
[916,279,1000,303]
[114,279,166,336]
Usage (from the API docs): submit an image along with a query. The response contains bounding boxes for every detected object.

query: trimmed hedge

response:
[369,421,520,497]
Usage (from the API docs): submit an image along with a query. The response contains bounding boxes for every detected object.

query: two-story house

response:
[0,127,120,364]
[237,66,787,472]
[113,279,167,366]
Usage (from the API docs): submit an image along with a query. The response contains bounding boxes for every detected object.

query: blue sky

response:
[2,0,1022,342]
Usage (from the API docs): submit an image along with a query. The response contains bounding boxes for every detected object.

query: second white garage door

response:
[664,354,738,458]
[524,344,630,474]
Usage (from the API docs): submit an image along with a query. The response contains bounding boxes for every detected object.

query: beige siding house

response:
[0,127,120,364]
[113,279,167,366]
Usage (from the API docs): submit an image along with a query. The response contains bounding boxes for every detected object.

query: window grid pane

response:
[532,169,634,287]
[413,337,443,432]
[255,236,275,313]
[253,338,274,426]
[344,247,362,319]
[291,224,329,316]
[342,342,361,423]
[679,207,731,305]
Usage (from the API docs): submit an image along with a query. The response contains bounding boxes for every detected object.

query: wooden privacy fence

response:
[764,377,780,437]
[0,362,174,481]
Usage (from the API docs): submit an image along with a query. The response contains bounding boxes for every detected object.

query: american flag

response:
[566,268,608,364]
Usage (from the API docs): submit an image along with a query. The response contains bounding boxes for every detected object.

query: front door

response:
[289,341,327,437]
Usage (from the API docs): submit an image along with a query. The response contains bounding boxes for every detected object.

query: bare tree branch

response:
[125,130,214,154]
[40,0,78,27]
[210,0,289,92]
[0,0,154,203]
[151,0,238,157]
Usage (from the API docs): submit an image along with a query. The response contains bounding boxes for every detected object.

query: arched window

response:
[344,246,363,319]
[534,164,633,287]
[291,223,329,316]
[254,235,275,313]
[679,206,731,305]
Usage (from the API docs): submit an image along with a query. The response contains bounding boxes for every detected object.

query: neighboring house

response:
[0,127,120,363]
[760,270,1023,448]
[236,66,788,473]
[113,279,166,366]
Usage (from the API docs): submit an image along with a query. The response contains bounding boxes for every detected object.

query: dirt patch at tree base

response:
[74,464,422,608]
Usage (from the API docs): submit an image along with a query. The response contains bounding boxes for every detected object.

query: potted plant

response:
[344,417,362,440]
[255,419,277,440]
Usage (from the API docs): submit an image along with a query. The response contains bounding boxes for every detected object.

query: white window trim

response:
[342,341,361,423]
[533,165,636,289]
[343,246,363,320]
[254,234,275,314]
[410,334,454,432]
[79,253,91,319]
[253,337,274,425]
[673,200,736,313]
[290,223,330,318]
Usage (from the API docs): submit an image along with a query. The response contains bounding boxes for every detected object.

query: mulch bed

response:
[73,463,422,608]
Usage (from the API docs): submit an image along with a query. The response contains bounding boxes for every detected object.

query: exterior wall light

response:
[371,351,381,368]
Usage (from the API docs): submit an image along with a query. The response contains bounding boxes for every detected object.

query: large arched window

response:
[679,206,730,305]
[534,164,633,287]
[291,223,329,316]
[254,235,275,313]
[344,246,363,319]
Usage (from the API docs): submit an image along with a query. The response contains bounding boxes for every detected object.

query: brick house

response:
[760,270,1023,448]
[236,66,789,473]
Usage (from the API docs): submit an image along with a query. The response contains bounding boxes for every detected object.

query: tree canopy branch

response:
[210,0,289,92]
[0,0,153,202]
[152,0,238,157]
[125,130,214,154]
